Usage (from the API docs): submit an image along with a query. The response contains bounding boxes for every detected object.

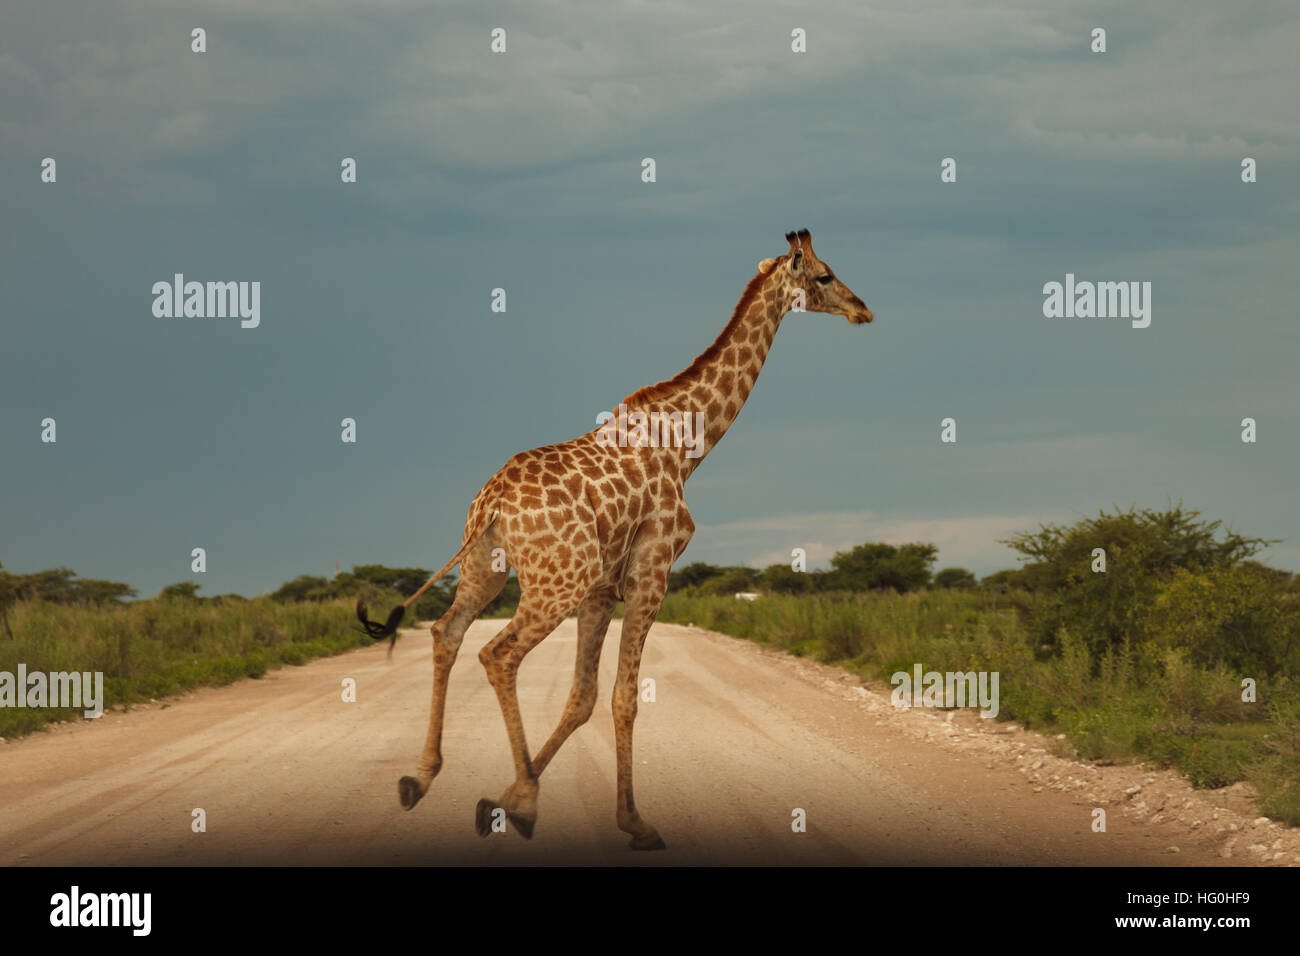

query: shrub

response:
[1002,504,1273,657]
[1141,565,1300,675]
[934,567,977,589]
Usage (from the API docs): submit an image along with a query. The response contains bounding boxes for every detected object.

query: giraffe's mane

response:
[620,265,774,408]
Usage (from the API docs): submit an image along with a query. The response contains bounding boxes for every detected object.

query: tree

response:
[328,565,457,619]
[759,563,810,594]
[10,567,78,602]
[668,562,727,592]
[1,566,135,607]
[412,574,457,620]
[0,563,14,638]
[159,581,201,600]
[1141,564,1300,675]
[1001,503,1274,655]
[66,578,136,605]
[347,565,438,596]
[271,575,331,603]
[934,567,976,589]
[825,542,937,592]
[808,569,833,592]
[698,567,761,596]
[979,568,1025,593]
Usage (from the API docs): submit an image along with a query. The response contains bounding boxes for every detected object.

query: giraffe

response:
[358,229,873,849]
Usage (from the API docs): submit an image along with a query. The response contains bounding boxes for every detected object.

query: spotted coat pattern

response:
[397,230,872,849]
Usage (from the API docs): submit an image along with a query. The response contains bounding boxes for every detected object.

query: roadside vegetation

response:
[654,506,1300,825]
[4,504,1297,824]
[0,564,421,738]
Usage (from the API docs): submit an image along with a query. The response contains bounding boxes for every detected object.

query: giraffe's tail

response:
[356,505,500,658]
[355,603,407,644]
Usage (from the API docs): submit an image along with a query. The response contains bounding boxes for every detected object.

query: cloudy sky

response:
[2,0,1297,597]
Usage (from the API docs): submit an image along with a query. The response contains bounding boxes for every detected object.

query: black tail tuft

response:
[356,601,405,656]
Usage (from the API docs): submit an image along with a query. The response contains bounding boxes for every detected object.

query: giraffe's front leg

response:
[612,583,668,850]
[612,506,694,849]
[612,526,684,850]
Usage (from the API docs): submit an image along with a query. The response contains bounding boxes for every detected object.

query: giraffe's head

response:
[757,229,873,324]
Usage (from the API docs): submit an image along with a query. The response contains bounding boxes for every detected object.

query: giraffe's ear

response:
[756,258,777,275]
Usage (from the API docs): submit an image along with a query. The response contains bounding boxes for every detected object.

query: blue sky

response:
[2,0,1297,597]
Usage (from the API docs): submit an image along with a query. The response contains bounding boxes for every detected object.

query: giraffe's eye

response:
[816,275,833,285]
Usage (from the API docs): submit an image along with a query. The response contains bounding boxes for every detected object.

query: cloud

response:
[5,0,1295,207]
[2,0,1297,596]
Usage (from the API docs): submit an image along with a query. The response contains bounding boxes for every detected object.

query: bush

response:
[1002,504,1273,658]
[934,567,977,589]
[1251,694,1300,825]
[268,566,458,621]
[0,591,399,739]
[759,563,811,594]
[824,542,937,592]
[695,567,761,597]
[654,587,1294,820]
[1141,565,1300,675]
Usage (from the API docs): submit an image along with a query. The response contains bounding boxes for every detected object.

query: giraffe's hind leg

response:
[530,586,617,777]
[399,528,507,810]
[474,584,591,840]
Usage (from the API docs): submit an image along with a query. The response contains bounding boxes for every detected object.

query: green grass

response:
[0,592,402,739]
[14,586,1293,825]
[656,589,1300,825]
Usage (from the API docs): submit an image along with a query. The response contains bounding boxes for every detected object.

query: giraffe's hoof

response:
[507,811,536,840]
[629,832,667,851]
[398,776,424,810]
[475,798,499,837]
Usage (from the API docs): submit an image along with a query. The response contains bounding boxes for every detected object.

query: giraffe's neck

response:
[618,269,789,480]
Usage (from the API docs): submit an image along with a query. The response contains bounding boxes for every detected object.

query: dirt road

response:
[0,620,1291,866]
